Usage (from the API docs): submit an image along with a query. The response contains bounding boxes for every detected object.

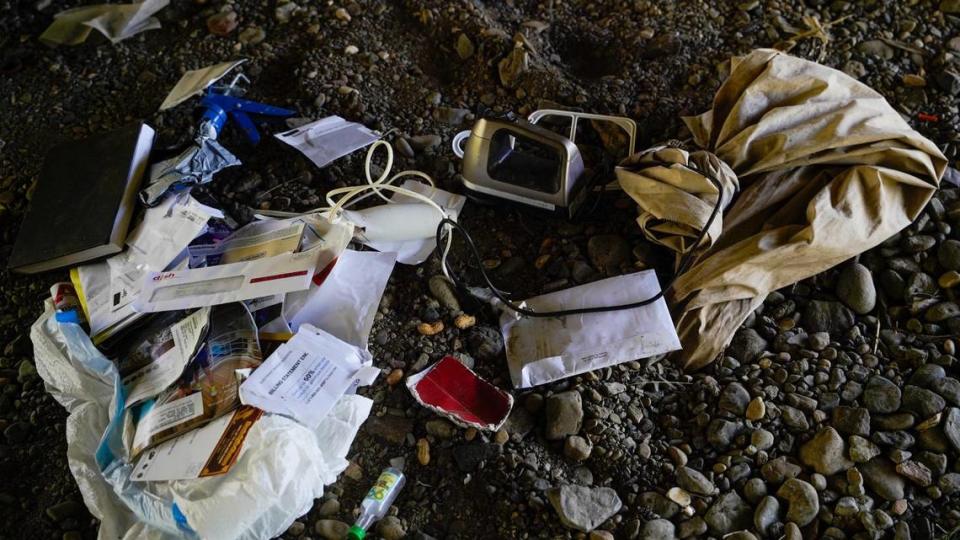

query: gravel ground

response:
[2,1,960,539]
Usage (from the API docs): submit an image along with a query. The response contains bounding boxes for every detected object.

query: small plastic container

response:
[347,467,406,540]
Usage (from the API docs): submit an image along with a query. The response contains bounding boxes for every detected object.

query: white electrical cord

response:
[254,139,456,280]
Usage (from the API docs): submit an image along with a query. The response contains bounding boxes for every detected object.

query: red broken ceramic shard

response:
[406,355,514,431]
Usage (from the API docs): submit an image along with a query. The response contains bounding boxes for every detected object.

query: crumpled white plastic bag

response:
[31,301,372,540]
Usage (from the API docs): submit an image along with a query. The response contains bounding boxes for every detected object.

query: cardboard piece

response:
[406,356,513,431]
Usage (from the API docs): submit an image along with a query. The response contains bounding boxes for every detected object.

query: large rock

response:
[861,457,906,501]
[803,300,855,334]
[704,491,752,535]
[836,263,876,314]
[800,427,853,476]
[545,391,583,440]
[546,485,622,532]
[777,478,819,527]
[863,376,901,413]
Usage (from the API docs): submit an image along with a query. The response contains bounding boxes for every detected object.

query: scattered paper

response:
[73,195,215,343]
[406,356,513,431]
[159,60,247,111]
[274,116,380,169]
[347,180,466,265]
[132,406,262,482]
[283,249,396,348]
[40,0,169,46]
[501,271,682,388]
[121,307,210,407]
[240,325,379,428]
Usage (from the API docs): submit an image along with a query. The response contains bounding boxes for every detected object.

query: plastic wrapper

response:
[31,301,372,540]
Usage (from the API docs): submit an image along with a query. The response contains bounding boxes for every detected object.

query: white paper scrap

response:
[501,271,681,388]
[274,116,380,169]
[240,325,379,428]
[159,60,247,111]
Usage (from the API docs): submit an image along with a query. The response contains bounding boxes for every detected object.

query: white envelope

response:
[501,271,681,388]
[134,216,353,312]
[283,249,396,348]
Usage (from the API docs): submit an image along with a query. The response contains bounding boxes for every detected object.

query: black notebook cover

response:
[8,123,155,274]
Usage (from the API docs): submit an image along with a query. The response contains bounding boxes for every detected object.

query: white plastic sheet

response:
[31,302,372,540]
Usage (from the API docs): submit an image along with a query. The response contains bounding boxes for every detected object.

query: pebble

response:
[927,302,960,322]
[417,438,430,465]
[745,397,766,421]
[667,487,691,507]
[804,300,855,334]
[832,406,871,436]
[45,501,81,522]
[940,271,960,288]
[453,314,476,329]
[333,7,351,21]
[777,478,819,526]
[545,391,583,440]
[728,328,768,363]
[639,519,676,540]
[677,517,707,539]
[836,263,876,314]
[238,26,266,45]
[943,407,960,452]
[938,239,960,271]
[425,419,456,439]
[377,516,406,540]
[704,491,752,534]
[864,376,902,413]
[677,466,716,496]
[386,368,404,386]
[858,40,895,59]
[315,520,349,540]
[719,382,751,416]
[498,46,528,88]
[207,10,238,36]
[849,435,882,462]
[427,275,460,311]
[587,235,630,274]
[455,33,475,60]
[901,385,946,417]
[467,326,502,360]
[546,485,622,533]
[800,427,853,476]
[417,321,444,336]
[564,435,592,461]
[754,496,780,536]
[751,429,775,451]
[861,457,906,501]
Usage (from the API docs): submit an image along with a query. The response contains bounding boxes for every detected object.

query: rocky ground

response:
[3,0,960,539]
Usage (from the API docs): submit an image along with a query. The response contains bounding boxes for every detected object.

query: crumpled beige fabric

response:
[618,146,739,262]
[618,49,946,371]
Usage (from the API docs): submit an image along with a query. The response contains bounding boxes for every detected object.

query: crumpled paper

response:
[40,0,169,45]
[617,49,946,371]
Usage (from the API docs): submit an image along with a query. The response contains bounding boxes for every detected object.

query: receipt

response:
[240,324,379,428]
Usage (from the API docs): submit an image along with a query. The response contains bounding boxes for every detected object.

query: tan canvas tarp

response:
[617,49,946,371]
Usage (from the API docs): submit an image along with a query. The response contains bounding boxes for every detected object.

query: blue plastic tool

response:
[199,87,295,144]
